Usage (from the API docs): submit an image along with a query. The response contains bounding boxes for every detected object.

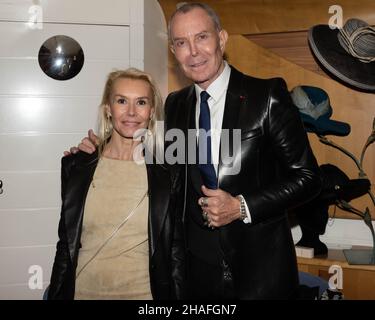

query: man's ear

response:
[219,29,228,53]
[169,44,175,55]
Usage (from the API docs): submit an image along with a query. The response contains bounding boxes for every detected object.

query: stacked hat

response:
[290,85,351,136]
[308,18,375,91]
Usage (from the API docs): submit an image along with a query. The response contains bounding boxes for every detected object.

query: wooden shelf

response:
[297,248,375,300]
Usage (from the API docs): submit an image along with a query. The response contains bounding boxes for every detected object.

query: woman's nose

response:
[127,102,136,115]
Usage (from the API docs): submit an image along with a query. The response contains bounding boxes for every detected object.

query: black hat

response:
[293,164,370,254]
[290,85,351,136]
[317,164,370,204]
[308,18,375,91]
[295,164,370,231]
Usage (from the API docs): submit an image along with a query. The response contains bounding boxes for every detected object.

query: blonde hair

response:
[98,68,164,157]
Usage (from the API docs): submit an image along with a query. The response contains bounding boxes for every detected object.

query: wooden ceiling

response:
[158,0,375,35]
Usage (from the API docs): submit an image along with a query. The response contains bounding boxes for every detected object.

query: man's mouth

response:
[190,61,206,69]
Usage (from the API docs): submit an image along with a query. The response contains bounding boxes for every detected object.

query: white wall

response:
[292,218,375,249]
[0,0,167,299]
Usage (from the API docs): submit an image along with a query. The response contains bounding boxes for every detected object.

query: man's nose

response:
[189,40,198,57]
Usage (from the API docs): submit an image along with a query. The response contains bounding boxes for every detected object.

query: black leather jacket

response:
[165,66,322,299]
[47,151,185,300]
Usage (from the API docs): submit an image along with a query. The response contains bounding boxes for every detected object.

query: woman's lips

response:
[122,121,141,127]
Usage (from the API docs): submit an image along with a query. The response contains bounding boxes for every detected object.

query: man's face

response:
[170,8,228,89]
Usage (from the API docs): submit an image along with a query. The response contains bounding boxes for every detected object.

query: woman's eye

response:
[137,99,147,106]
[117,98,126,104]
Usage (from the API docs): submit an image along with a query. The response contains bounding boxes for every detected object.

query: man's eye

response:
[175,40,185,47]
[198,34,208,40]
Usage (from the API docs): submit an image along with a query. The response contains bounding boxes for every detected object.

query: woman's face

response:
[108,78,154,139]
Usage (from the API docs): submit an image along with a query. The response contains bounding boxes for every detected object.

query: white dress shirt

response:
[194,61,251,223]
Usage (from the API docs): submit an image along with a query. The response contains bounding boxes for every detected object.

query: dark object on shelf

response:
[320,288,344,300]
[298,271,329,300]
[294,164,370,256]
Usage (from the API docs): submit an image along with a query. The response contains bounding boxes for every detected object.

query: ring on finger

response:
[202,211,208,221]
[200,197,208,207]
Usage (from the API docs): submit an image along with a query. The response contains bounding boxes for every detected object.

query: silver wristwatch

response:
[236,195,247,221]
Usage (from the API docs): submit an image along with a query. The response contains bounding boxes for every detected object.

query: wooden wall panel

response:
[246,31,328,78]
[168,49,192,93]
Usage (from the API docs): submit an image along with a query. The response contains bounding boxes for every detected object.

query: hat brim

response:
[300,113,351,136]
[308,25,375,92]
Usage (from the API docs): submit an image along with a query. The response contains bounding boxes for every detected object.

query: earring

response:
[105,124,110,135]
[105,114,112,135]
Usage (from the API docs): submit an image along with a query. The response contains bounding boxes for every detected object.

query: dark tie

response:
[198,91,217,189]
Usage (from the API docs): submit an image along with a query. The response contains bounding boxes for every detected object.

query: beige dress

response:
[74,157,152,300]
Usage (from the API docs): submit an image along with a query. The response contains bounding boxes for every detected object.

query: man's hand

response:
[198,185,241,227]
[63,129,99,156]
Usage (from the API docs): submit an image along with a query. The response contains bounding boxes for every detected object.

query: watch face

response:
[38,35,84,80]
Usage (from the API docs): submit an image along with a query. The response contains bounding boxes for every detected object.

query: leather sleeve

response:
[163,93,187,299]
[170,166,187,299]
[47,155,75,300]
[246,78,322,224]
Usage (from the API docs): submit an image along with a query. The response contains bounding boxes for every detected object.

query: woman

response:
[47,68,185,300]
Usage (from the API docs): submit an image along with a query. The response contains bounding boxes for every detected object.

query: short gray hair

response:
[168,2,222,43]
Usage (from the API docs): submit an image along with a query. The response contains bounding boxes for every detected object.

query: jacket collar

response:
[64,151,99,263]
[184,66,248,193]
[218,66,248,187]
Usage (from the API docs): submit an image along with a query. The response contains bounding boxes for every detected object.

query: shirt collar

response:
[194,61,231,103]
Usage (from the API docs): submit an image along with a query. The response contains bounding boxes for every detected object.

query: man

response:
[75,2,322,299]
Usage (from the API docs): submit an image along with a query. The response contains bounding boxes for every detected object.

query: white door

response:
[0,20,131,299]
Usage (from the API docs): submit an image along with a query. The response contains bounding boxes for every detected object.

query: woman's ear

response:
[104,104,111,118]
